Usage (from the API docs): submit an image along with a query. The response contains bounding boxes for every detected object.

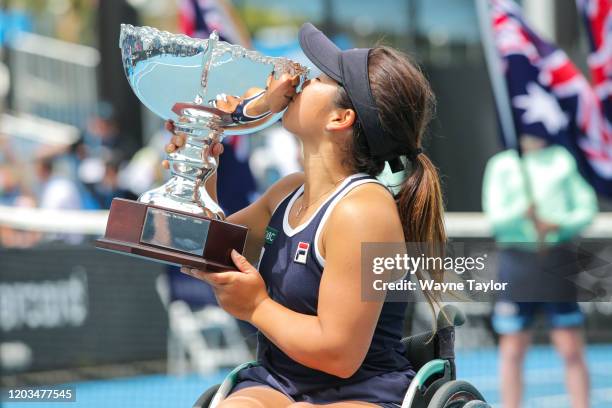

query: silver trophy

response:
[120,24,308,218]
[96,25,308,270]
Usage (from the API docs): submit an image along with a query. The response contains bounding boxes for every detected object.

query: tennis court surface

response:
[4,344,610,408]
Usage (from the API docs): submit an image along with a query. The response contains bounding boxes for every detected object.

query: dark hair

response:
[335,46,447,317]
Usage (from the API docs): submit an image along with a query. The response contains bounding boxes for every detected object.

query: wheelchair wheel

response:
[193,384,220,408]
[462,401,491,408]
[427,380,486,408]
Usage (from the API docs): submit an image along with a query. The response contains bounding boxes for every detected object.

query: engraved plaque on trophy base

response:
[95,198,248,271]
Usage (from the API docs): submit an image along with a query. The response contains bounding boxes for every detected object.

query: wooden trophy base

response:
[95,198,248,271]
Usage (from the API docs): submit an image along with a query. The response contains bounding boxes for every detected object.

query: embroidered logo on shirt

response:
[294,241,310,264]
[264,226,278,245]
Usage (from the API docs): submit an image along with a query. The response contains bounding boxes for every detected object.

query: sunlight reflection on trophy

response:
[95,24,308,270]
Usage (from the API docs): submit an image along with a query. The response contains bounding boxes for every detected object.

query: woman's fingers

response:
[162,111,227,170]
[180,266,237,287]
[165,143,176,154]
[165,121,187,150]
[211,142,224,157]
[163,135,186,154]
[284,88,297,100]
[162,135,223,169]
[171,134,186,148]
[269,73,298,92]
[281,73,300,88]
[181,266,209,282]
[279,74,299,102]
[162,127,185,168]
[165,120,175,134]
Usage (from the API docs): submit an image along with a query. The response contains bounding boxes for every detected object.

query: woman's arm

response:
[183,184,401,377]
[209,73,300,117]
[482,152,534,238]
[552,149,598,240]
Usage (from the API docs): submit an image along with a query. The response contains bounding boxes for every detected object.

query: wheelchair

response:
[193,305,489,408]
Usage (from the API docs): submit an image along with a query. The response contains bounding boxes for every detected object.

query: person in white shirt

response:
[35,157,83,244]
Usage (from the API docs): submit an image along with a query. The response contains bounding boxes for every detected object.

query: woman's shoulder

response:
[337,181,397,216]
[325,181,402,240]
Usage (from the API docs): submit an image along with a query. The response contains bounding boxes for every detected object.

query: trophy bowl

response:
[95,24,308,270]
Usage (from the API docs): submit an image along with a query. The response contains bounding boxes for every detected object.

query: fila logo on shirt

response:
[294,241,310,264]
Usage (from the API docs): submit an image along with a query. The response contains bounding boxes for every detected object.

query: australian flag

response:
[577,0,611,141]
[491,0,612,196]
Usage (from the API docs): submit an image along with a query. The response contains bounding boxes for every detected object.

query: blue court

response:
[4,344,611,408]
[457,344,612,408]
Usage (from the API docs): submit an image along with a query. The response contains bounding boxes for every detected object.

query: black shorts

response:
[496,245,580,303]
[492,301,584,334]
[492,245,584,334]
[228,364,415,408]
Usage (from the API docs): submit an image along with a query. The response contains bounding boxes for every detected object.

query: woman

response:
[166,23,446,408]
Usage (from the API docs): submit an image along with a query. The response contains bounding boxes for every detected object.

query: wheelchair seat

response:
[193,305,489,408]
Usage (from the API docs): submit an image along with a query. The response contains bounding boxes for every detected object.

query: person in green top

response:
[482,135,597,408]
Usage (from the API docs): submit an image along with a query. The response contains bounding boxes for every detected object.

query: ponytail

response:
[397,152,447,333]
[397,153,446,246]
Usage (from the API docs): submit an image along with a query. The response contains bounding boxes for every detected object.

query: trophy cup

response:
[95,25,308,271]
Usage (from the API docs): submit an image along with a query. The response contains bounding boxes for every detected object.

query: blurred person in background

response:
[85,151,137,209]
[65,136,102,210]
[79,101,141,209]
[250,125,303,191]
[0,136,43,247]
[216,137,258,215]
[0,194,42,248]
[119,127,168,199]
[482,135,598,408]
[0,160,42,248]
[34,151,83,244]
[0,164,21,206]
[0,134,19,203]
[84,102,137,158]
[35,155,82,211]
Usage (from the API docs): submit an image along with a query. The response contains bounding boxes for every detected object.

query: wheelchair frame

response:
[193,305,489,408]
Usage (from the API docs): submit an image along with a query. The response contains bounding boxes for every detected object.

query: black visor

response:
[298,22,406,162]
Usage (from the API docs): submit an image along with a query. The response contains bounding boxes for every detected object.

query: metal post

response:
[322,0,335,37]
[475,0,519,151]
[96,0,143,154]
[475,0,536,204]
[406,0,419,51]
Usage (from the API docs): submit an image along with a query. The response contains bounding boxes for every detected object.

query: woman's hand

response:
[534,218,559,242]
[526,204,559,242]
[180,250,269,322]
[162,120,225,169]
[263,72,300,113]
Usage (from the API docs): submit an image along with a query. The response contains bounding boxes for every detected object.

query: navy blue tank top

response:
[256,173,413,392]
